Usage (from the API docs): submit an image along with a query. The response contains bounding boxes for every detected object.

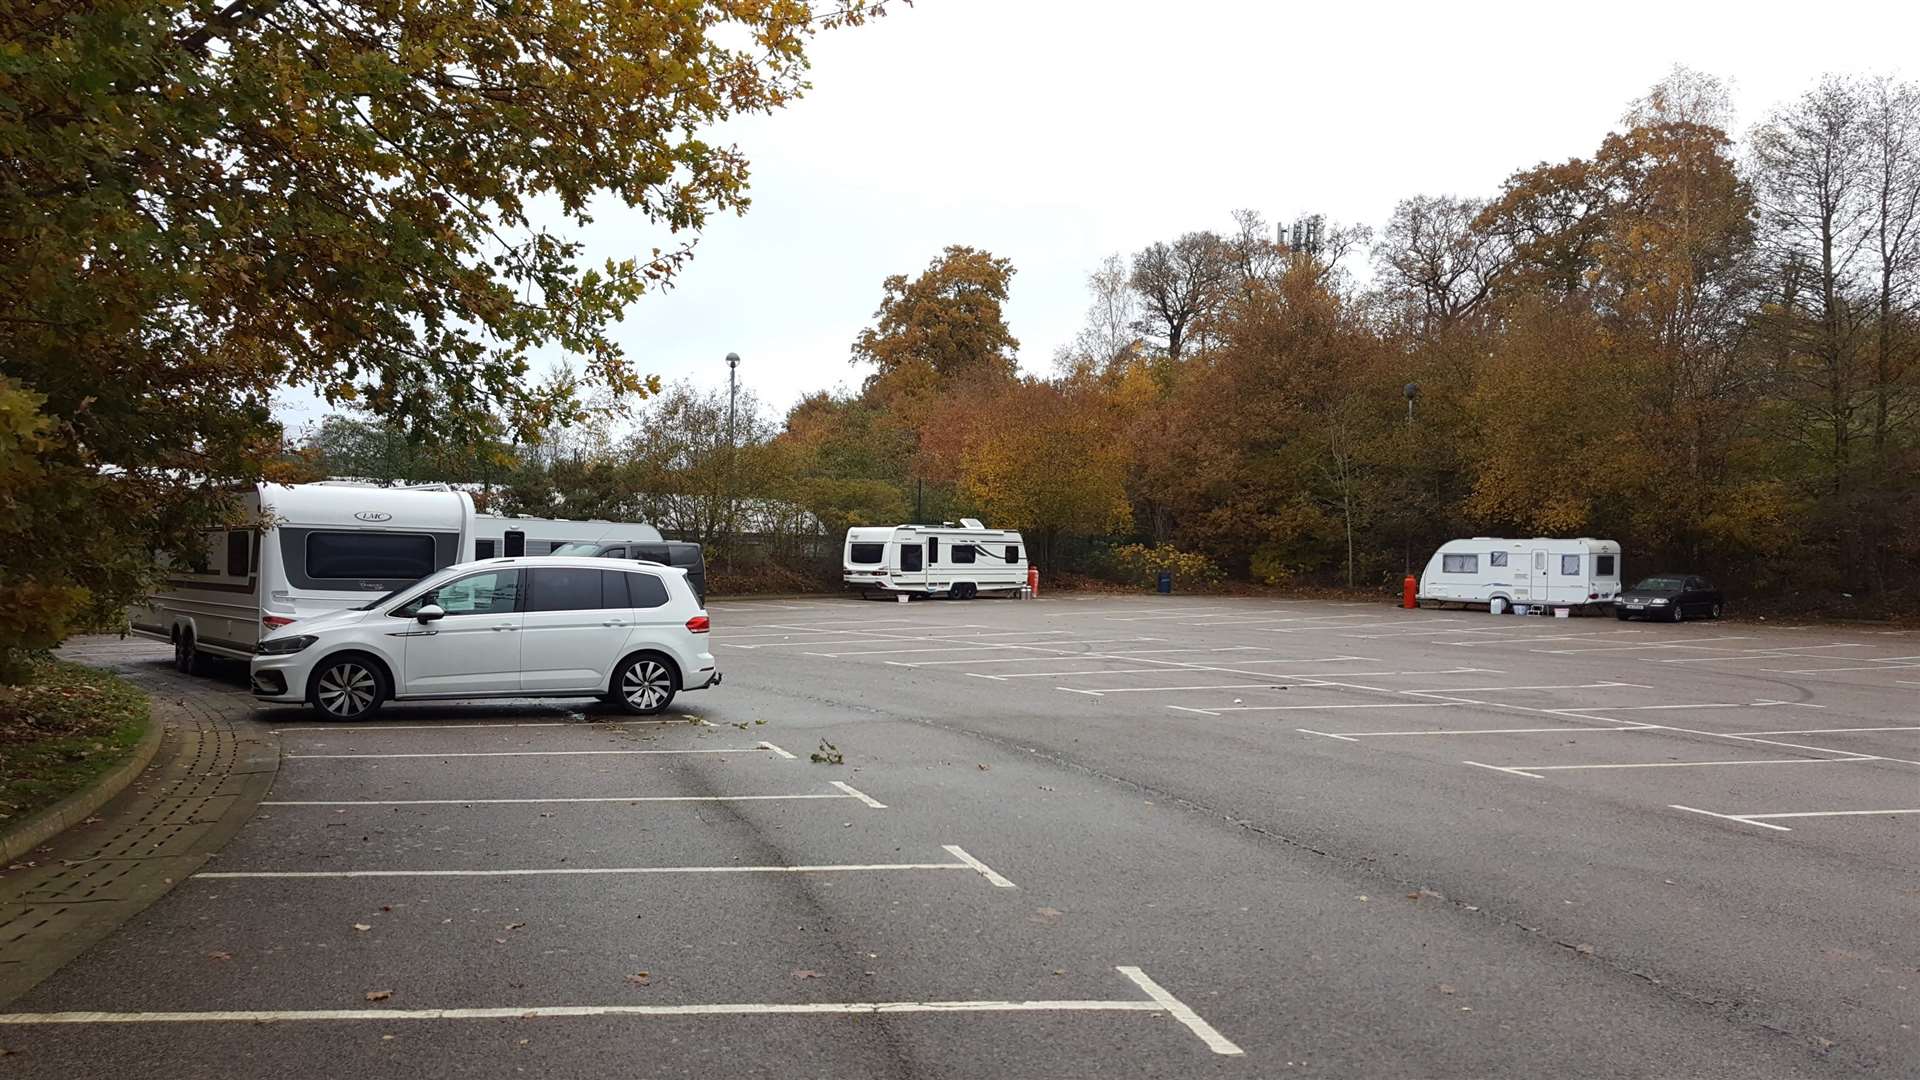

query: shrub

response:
[1100,544,1224,590]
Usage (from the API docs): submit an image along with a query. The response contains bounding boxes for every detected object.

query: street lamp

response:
[725,352,740,573]
[1403,382,1419,575]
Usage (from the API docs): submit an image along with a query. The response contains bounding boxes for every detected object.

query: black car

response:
[1615,574,1724,621]
[551,540,707,604]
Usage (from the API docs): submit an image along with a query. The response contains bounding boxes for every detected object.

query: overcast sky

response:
[280,0,1920,434]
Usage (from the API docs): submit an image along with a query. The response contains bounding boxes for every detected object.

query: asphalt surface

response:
[4,595,1916,1078]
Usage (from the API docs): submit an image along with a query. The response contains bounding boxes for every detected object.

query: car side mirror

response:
[416,604,445,624]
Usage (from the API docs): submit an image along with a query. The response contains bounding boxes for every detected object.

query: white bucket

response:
[896,594,910,604]
[1554,607,1570,618]
[1511,604,1529,616]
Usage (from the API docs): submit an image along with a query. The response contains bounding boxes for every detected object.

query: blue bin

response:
[1156,571,1172,594]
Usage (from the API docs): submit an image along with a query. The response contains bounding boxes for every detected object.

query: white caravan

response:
[843,519,1027,600]
[471,513,662,559]
[131,482,663,669]
[1417,537,1622,613]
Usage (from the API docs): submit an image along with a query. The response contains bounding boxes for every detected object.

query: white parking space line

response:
[1738,808,1920,821]
[1499,757,1881,773]
[1058,683,1294,696]
[0,967,1242,1055]
[272,721,616,734]
[830,781,888,809]
[199,846,1008,882]
[1303,724,1657,738]
[1668,805,1794,832]
[1729,726,1920,735]
[758,741,797,759]
[1761,660,1920,673]
[1462,761,1544,779]
[941,844,1017,888]
[1188,702,1469,714]
[285,748,778,760]
[809,638,1160,658]
[1555,701,1824,713]
[1404,682,1650,695]
[1116,966,1246,1056]
[1536,637,1759,654]
[261,790,882,808]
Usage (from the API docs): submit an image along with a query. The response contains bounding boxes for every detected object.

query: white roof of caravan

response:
[1446,536,1620,553]
[257,483,471,530]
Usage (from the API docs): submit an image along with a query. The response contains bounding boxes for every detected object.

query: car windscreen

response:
[849,542,885,564]
[1633,576,1686,591]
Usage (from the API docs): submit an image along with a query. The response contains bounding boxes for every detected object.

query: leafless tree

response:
[1128,231,1235,361]
[1372,195,1510,333]
[1056,253,1139,376]
[1862,76,1920,461]
[1750,75,1877,487]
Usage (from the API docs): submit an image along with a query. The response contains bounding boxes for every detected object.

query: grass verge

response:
[0,656,151,827]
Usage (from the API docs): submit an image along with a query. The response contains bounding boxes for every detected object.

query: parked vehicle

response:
[843,520,1026,599]
[249,556,719,720]
[132,483,672,671]
[132,483,478,672]
[1417,537,1623,614]
[551,540,707,604]
[471,513,663,559]
[1615,574,1724,621]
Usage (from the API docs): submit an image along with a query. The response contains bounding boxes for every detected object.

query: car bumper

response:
[250,655,312,703]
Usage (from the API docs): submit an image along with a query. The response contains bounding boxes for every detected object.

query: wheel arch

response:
[608,648,682,697]
[304,648,396,704]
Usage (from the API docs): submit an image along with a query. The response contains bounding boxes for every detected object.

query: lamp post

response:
[726,353,740,573]
[1403,382,1419,576]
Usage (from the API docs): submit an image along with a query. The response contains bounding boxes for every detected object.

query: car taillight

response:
[686,615,710,634]
[262,614,297,630]
[1588,593,1598,600]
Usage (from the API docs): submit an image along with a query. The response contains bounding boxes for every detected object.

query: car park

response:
[1615,573,1725,621]
[247,555,718,719]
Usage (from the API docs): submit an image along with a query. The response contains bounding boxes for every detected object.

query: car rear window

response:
[849,543,885,564]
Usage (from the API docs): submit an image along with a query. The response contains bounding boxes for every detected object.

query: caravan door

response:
[896,539,924,589]
[1530,549,1550,605]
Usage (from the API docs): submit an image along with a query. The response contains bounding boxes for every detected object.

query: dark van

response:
[552,540,707,604]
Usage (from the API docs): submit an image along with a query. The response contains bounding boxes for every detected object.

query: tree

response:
[1373,196,1509,332]
[1129,232,1235,361]
[852,246,1021,382]
[950,381,1132,568]
[0,0,895,668]
[1861,77,1920,466]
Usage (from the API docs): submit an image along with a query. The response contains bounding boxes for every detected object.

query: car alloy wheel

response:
[1670,603,1684,623]
[314,661,380,719]
[620,658,676,715]
[1711,602,1723,619]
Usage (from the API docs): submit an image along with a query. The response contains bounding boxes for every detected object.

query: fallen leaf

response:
[353,924,372,932]
[1574,943,1595,956]
[1438,984,1457,995]
[1356,895,1369,902]
[505,922,526,930]
[792,969,822,979]
[626,972,650,987]
[976,763,989,771]
[493,938,508,944]
[365,990,392,1002]
[208,951,232,962]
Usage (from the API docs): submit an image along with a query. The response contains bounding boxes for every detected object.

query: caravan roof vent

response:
[959,518,985,530]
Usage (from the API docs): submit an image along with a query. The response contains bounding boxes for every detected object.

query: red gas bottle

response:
[1403,575,1418,609]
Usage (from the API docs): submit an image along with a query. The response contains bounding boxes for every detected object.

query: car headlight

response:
[1648,598,1668,605]
[257,634,318,655]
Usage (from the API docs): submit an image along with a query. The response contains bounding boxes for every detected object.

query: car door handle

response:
[601,620,629,627]
[492,624,516,632]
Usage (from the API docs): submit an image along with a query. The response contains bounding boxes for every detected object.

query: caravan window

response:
[900,545,923,572]
[1596,555,1616,576]
[1488,551,1508,568]
[1561,554,1581,575]
[1442,554,1478,573]
[1005,545,1020,563]
[951,545,977,564]
[226,530,252,577]
[849,543,885,565]
[307,532,436,581]
[927,537,940,563]
[475,539,497,559]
